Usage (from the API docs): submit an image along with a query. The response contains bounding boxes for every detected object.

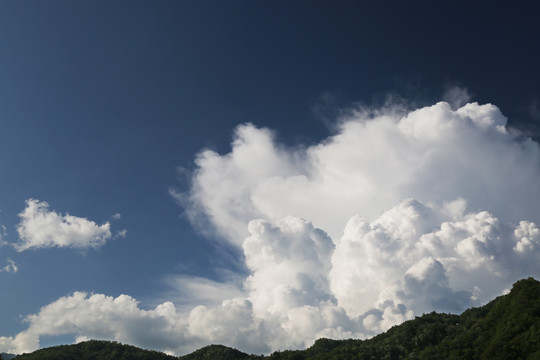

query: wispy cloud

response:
[115,229,127,238]
[1,258,18,273]
[0,225,7,247]
[442,85,472,109]
[161,275,245,310]
[529,97,540,120]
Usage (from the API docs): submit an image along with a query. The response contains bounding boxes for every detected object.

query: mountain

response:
[179,344,256,360]
[11,277,540,360]
[1,353,16,360]
[262,277,540,360]
[13,340,177,360]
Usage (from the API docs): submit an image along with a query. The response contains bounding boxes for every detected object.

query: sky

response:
[1,0,540,356]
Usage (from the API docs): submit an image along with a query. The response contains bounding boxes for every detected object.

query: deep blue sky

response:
[0,0,539,353]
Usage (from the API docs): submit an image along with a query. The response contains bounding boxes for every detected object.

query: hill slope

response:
[262,277,540,360]
[179,344,255,360]
[11,277,540,360]
[13,340,177,360]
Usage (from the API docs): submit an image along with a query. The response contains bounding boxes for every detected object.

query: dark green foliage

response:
[418,277,540,360]
[306,338,342,354]
[14,340,177,360]
[11,278,540,360]
[179,344,256,360]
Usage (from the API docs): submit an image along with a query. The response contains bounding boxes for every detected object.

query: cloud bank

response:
[3,99,540,355]
[15,199,112,251]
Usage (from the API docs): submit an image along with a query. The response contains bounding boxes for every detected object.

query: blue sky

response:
[1,1,540,356]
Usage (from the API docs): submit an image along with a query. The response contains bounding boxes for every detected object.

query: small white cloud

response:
[0,224,7,247]
[115,229,128,238]
[112,213,122,220]
[15,199,112,252]
[1,258,18,273]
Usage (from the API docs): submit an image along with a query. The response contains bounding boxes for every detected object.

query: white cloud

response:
[330,199,540,319]
[175,99,540,350]
[243,217,335,316]
[0,292,191,355]
[115,229,128,238]
[173,125,301,243]
[112,213,122,220]
[3,99,540,356]
[0,218,362,355]
[15,199,112,251]
[180,101,540,247]
[0,224,7,247]
[1,258,18,273]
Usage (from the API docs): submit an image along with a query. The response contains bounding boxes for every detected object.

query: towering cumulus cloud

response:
[2,100,540,355]
[182,101,540,244]
[176,100,540,348]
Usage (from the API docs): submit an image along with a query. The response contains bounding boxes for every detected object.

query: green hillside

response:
[179,344,255,360]
[264,277,540,360]
[11,277,540,360]
[13,340,177,360]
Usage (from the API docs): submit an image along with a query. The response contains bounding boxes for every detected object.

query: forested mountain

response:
[11,277,540,360]
[264,277,540,360]
[179,344,254,360]
[13,340,177,360]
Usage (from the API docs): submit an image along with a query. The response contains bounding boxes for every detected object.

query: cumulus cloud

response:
[175,99,540,349]
[179,101,540,248]
[0,219,361,355]
[3,99,540,356]
[243,217,335,314]
[0,292,191,355]
[15,199,112,251]
[331,199,540,318]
